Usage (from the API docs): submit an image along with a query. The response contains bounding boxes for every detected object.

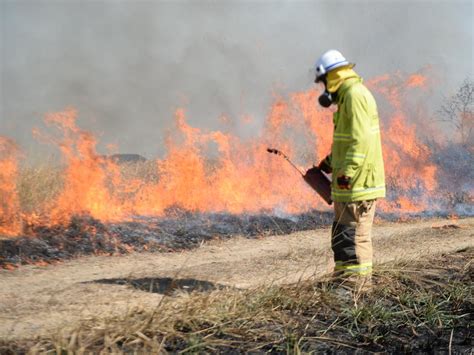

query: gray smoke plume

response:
[0,0,472,158]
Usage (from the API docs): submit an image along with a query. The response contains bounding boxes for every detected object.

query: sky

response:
[1,0,473,158]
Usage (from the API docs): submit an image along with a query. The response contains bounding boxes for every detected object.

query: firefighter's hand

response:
[337,175,352,190]
[318,159,332,174]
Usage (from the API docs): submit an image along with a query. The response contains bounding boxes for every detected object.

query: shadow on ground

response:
[90,277,229,295]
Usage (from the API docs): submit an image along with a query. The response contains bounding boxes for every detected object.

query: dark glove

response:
[336,175,352,190]
[318,159,332,174]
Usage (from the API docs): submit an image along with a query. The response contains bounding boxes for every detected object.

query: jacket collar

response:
[326,65,358,93]
[336,77,363,105]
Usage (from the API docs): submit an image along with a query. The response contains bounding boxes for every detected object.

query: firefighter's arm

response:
[341,93,371,179]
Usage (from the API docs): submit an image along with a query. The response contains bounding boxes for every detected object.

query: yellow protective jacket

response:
[323,73,386,202]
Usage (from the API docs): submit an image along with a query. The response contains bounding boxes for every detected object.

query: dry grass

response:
[16,160,160,215]
[14,156,259,216]
[18,164,64,213]
[1,248,472,354]
[116,160,160,185]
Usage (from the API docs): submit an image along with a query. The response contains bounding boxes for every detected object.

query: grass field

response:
[1,161,472,353]
[1,247,472,354]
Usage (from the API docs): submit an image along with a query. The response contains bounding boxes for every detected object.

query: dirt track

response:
[1,218,473,341]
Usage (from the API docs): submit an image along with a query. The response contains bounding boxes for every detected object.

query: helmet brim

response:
[314,63,355,83]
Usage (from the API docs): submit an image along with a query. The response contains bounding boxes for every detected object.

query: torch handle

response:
[266,148,305,176]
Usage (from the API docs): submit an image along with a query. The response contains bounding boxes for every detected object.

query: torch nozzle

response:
[266,148,281,155]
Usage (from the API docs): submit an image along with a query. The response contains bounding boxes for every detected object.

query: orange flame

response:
[406,74,428,88]
[368,73,438,212]
[0,71,454,236]
[0,137,22,236]
[131,107,322,216]
[36,108,126,224]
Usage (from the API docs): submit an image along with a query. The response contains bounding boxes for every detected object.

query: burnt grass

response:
[0,208,468,268]
[0,210,333,268]
[1,248,472,354]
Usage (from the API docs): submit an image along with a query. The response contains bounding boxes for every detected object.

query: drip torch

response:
[267,148,333,205]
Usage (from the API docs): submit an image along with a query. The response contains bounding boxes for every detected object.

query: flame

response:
[368,73,438,212]
[0,71,459,236]
[36,108,126,224]
[0,137,22,236]
[406,74,428,88]
[131,107,320,215]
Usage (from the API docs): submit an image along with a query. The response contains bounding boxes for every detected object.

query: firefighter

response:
[314,49,385,290]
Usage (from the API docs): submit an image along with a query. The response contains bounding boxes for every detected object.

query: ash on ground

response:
[0,210,333,268]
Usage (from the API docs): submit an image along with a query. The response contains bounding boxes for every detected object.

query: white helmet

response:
[314,49,350,82]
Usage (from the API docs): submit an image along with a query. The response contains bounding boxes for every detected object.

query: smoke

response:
[1,0,472,158]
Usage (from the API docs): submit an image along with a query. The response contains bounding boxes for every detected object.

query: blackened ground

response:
[0,207,471,268]
[1,210,333,267]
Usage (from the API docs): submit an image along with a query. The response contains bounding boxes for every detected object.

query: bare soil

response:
[0,218,472,341]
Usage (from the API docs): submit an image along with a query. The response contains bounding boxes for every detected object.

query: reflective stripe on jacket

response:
[329,77,386,202]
